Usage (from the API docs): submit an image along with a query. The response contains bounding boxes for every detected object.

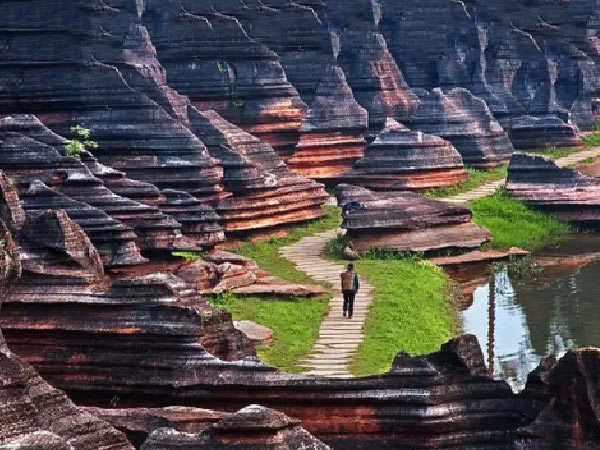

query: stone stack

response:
[0,0,226,203]
[143,0,306,159]
[287,66,368,181]
[341,118,468,191]
[507,115,584,150]
[189,110,328,236]
[408,88,514,168]
[507,153,600,225]
[141,405,332,450]
[335,184,491,253]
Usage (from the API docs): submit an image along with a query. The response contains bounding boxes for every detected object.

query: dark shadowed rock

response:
[341,118,468,191]
[507,153,600,226]
[335,184,491,253]
[408,88,514,168]
[508,115,583,151]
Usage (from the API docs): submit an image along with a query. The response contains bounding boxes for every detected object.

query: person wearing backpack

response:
[340,264,359,319]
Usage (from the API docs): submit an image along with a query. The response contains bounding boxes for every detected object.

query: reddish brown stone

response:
[341,118,469,191]
[336,184,491,253]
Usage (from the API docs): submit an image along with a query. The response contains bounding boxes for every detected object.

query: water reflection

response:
[460,239,600,392]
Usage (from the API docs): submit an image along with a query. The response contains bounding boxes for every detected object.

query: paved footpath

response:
[279,229,373,378]
[443,147,600,204]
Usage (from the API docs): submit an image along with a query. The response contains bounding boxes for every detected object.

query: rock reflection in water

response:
[460,245,600,392]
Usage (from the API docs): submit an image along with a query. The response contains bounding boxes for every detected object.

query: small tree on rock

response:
[65,125,98,159]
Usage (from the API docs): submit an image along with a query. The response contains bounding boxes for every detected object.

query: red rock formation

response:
[507,153,600,226]
[287,66,368,180]
[508,115,584,151]
[335,184,491,253]
[189,110,328,236]
[408,88,514,168]
[341,118,468,191]
[141,405,332,450]
[143,0,306,159]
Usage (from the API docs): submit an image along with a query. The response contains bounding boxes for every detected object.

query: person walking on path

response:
[340,264,359,319]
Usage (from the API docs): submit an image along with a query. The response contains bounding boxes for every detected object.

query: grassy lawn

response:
[584,132,600,148]
[234,205,341,283]
[350,258,457,377]
[424,165,508,198]
[469,190,572,251]
[210,293,329,373]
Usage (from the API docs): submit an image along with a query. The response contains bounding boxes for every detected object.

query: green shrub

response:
[64,125,98,159]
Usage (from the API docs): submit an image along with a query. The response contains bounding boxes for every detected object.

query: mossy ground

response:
[469,190,572,251]
[424,165,508,198]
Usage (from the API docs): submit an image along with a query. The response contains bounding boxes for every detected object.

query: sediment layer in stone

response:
[507,115,584,151]
[341,118,468,191]
[335,184,491,253]
[507,153,600,225]
[189,110,328,235]
[288,66,368,180]
[408,88,514,168]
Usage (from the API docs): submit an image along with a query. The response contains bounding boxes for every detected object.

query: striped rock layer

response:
[341,118,468,191]
[335,184,491,253]
[507,153,600,226]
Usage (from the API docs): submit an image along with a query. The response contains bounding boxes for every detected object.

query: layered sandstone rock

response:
[517,349,600,449]
[341,118,468,191]
[176,250,325,298]
[141,405,331,450]
[143,0,306,159]
[287,66,368,180]
[507,153,600,225]
[408,88,514,168]
[0,0,225,203]
[0,335,135,450]
[189,110,328,236]
[335,184,491,253]
[508,115,584,151]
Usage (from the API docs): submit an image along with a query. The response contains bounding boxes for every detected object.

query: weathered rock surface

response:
[288,66,368,180]
[517,349,600,449]
[0,338,135,450]
[141,405,331,450]
[507,153,600,226]
[508,115,584,151]
[176,250,325,298]
[335,184,491,253]
[408,88,514,168]
[189,110,328,235]
[341,118,468,191]
[234,322,275,347]
[143,0,306,159]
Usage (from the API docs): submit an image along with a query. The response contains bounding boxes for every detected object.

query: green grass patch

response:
[526,146,574,160]
[579,156,597,165]
[584,132,600,148]
[469,190,572,251]
[424,165,508,198]
[210,293,329,373]
[234,205,341,283]
[350,258,457,377]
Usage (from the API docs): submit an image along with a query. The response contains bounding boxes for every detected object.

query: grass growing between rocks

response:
[424,165,508,198]
[469,190,572,252]
[233,205,341,283]
[350,258,457,377]
[210,292,329,374]
[584,132,600,148]
[526,146,575,160]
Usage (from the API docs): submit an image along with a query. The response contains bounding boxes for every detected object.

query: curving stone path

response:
[443,147,600,204]
[280,229,373,378]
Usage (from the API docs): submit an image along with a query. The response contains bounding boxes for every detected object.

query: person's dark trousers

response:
[343,291,355,318]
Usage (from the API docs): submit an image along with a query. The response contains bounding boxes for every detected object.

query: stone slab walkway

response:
[279,229,373,378]
[443,147,600,204]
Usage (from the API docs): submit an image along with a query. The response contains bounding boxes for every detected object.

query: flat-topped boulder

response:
[408,88,514,168]
[507,153,600,225]
[335,184,491,253]
[341,118,468,191]
[508,115,584,151]
[141,405,332,450]
[288,66,368,180]
[189,110,328,236]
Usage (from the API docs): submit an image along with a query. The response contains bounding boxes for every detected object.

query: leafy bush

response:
[64,125,98,159]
